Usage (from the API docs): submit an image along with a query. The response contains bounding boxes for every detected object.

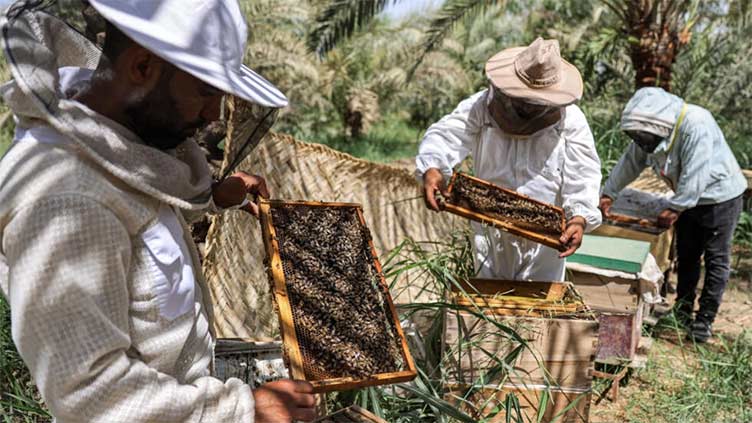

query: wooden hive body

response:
[595,183,674,272]
[570,271,645,362]
[443,279,598,422]
[259,199,416,392]
[313,405,388,423]
[214,340,286,387]
[446,384,592,423]
[444,173,567,251]
[569,235,653,362]
[594,220,673,273]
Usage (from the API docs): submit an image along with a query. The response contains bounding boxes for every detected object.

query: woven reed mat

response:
[202,131,464,340]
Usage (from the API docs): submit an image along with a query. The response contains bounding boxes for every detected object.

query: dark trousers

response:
[675,195,743,324]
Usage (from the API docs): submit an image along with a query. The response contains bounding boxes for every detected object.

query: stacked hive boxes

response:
[569,235,655,362]
[443,280,598,423]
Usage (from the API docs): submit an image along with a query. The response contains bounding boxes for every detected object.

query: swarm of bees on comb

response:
[450,174,563,235]
[271,205,404,380]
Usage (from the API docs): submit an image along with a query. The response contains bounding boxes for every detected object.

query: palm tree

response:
[309,0,703,91]
[602,0,700,91]
[308,0,513,79]
[308,0,403,57]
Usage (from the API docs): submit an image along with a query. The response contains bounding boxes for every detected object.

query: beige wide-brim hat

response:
[485,37,583,107]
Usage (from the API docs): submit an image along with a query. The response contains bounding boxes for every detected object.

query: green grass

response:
[310,113,424,164]
[626,326,752,423]
[0,137,10,157]
[1,296,51,422]
[0,112,11,158]
[0,95,14,159]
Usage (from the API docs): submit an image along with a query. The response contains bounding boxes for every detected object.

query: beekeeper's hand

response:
[423,168,448,212]
[212,171,270,217]
[253,379,317,422]
[657,208,680,228]
[559,216,586,258]
[598,195,613,218]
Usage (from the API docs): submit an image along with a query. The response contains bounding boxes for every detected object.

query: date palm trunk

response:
[629,21,685,90]
[606,0,695,92]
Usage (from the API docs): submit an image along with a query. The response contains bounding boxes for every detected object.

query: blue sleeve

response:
[602,143,648,199]
[668,117,714,211]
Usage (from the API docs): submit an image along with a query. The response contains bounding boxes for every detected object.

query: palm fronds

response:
[600,0,702,90]
[406,0,510,81]
[308,0,401,57]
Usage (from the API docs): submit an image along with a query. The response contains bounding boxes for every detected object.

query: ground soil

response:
[588,272,752,423]
[271,205,404,380]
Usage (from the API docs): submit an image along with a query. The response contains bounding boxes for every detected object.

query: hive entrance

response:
[263,202,411,388]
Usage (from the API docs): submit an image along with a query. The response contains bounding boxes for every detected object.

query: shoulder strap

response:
[666,103,689,153]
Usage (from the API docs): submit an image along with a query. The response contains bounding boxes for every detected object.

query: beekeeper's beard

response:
[122,67,207,151]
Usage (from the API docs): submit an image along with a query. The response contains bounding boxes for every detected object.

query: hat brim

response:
[168,54,289,108]
[485,47,583,107]
[88,0,288,108]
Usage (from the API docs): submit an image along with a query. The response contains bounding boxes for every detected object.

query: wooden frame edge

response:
[310,370,418,393]
[444,203,567,252]
[447,172,568,237]
[260,200,417,392]
[258,200,307,381]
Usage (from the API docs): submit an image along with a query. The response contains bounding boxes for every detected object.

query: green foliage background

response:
[241,0,752,169]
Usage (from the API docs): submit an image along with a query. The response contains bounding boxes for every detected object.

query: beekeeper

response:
[416,38,602,281]
[0,1,315,422]
[600,87,747,343]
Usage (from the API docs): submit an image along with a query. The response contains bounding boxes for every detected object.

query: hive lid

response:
[568,235,650,274]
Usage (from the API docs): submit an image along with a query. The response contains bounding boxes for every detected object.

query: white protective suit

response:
[0,10,255,422]
[415,89,602,281]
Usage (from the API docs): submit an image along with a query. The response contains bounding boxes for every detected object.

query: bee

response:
[451,174,563,234]
[269,204,406,381]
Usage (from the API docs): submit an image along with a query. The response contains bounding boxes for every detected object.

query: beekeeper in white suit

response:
[0,0,315,422]
[416,38,602,281]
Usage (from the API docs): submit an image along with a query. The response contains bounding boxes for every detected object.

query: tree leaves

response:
[308,0,401,57]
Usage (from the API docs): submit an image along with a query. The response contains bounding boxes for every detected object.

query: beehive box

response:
[594,214,673,273]
[214,339,287,387]
[313,405,388,423]
[444,173,566,251]
[569,271,644,362]
[603,212,664,234]
[568,235,651,274]
[595,185,674,272]
[446,383,592,423]
[259,200,417,392]
[443,280,598,389]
